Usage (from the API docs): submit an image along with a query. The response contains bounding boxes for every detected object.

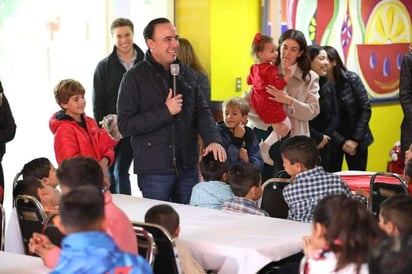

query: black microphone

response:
[170,64,179,97]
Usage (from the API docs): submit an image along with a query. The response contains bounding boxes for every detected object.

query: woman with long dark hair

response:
[308,45,339,171]
[324,46,373,171]
[245,29,320,179]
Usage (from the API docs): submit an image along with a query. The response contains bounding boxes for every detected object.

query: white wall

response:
[0,0,173,224]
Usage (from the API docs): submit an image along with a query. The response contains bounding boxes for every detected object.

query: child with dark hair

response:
[247,33,292,166]
[5,177,60,254]
[190,152,233,209]
[368,234,412,274]
[302,196,383,274]
[221,162,268,216]
[145,204,205,274]
[378,194,412,236]
[29,156,137,269]
[302,195,349,257]
[20,157,59,194]
[51,185,152,274]
[281,135,351,222]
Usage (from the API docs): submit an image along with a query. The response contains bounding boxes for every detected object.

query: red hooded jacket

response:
[49,110,117,164]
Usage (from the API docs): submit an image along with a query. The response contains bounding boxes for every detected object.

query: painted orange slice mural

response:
[357,0,412,97]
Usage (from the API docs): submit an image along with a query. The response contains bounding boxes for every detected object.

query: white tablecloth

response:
[0,251,51,274]
[112,194,311,274]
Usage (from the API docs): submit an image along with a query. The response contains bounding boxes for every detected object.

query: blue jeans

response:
[109,137,133,195]
[137,169,199,204]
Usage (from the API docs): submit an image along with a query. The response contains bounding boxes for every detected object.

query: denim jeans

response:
[109,137,133,195]
[137,169,199,204]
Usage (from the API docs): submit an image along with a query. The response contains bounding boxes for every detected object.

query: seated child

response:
[29,156,137,268]
[5,177,60,254]
[368,234,412,274]
[20,157,60,195]
[145,204,205,274]
[281,136,352,222]
[221,162,269,216]
[50,185,152,274]
[378,193,412,236]
[189,152,233,209]
[216,96,263,170]
[301,196,383,274]
[247,33,292,166]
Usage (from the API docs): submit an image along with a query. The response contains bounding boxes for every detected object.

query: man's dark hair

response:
[200,152,228,181]
[280,135,319,169]
[59,185,105,232]
[369,234,412,274]
[143,17,171,41]
[145,204,179,237]
[56,156,104,190]
[227,163,261,197]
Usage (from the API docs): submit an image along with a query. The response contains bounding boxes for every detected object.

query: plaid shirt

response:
[283,167,352,223]
[221,196,269,216]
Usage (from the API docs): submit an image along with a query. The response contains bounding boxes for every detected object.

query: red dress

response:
[247,63,288,124]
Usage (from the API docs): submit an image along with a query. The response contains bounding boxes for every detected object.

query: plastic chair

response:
[132,221,180,274]
[369,172,409,217]
[260,178,292,219]
[0,203,5,251]
[15,195,47,255]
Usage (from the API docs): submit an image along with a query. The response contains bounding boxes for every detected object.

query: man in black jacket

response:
[400,44,412,158]
[0,81,16,204]
[117,18,226,204]
[93,18,144,195]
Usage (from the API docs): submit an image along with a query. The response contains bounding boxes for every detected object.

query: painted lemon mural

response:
[357,0,412,98]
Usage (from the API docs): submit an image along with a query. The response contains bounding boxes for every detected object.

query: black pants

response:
[328,141,368,172]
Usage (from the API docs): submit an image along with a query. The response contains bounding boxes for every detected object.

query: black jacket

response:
[309,76,339,144]
[400,52,412,154]
[117,51,221,175]
[93,44,144,123]
[332,70,374,149]
[0,82,16,157]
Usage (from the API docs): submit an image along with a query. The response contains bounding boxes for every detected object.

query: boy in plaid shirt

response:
[221,162,269,216]
[281,136,351,222]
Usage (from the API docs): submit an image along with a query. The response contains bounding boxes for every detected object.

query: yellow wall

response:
[176,0,260,101]
[175,0,403,172]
